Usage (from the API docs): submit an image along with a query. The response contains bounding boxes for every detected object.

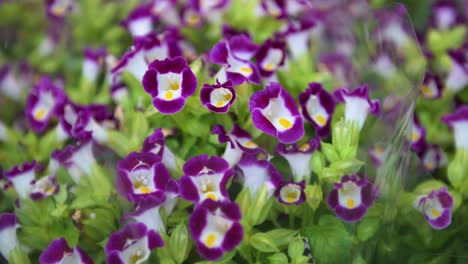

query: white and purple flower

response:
[179,155,233,203]
[121,4,154,38]
[200,80,236,113]
[255,38,287,79]
[0,63,31,101]
[441,105,468,150]
[299,82,336,138]
[30,176,59,201]
[431,0,460,30]
[327,174,378,222]
[39,238,93,264]
[122,193,166,233]
[333,84,381,130]
[0,213,19,261]
[116,152,170,203]
[410,112,427,153]
[369,144,386,167]
[141,128,178,172]
[445,49,468,93]
[26,77,66,133]
[318,53,355,87]
[105,222,164,264]
[416,187,453,230]
[82,47,107,83]
[71,104,115,143]
[250,82,304,143]
[189,199,243,261]
[45,0,74,19]
[278,17,316,60]
[418,144,445,172]
[274,180,306,205]
[5,161,38,199]
[420,72,443,99]
[142,56,197,114]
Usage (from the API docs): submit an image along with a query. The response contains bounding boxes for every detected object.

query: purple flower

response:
[236,154,283,198]
[259,0,310,18]
[142,56,197,114]
[26,77,66,133]
[255,38,287,78]
[418,144,445,172]
[431,0,459,30]
[249,82,304,143]
[318,53,356,87]
[278,17,316,59]
[416,187,453,230]
[371,52,397,80]
[121,4,154,38]
[71,104,115,143]
[327,175,378,222]
[45,0,74,19]
[275,137,320,181]
[39,238,93,264]
[189,199,243,261]
[193,0,230,15]
[333,84,381,130]
[200,80,236,113]
[211,124,261,167]
[446,49,468,93]
[180,155,233,203]
[210,35,260,85]
[116,152,171,203]
[110,82,128,103]
[368,145,385,167]
[274,180,306,205]
[122,194,166,233]
[373,5,411,49]
[5,161,38,199]
[0,64,30,101]
[441,106,468,150]
[30,176,59,201]
[141,128,178,172]
[410,113,427,153]
[150,0,179,25]
[420,72,443,100]
[106,222,164,264]
[0,213,19,261]
[82,47,107,82]
[299,82,335,138]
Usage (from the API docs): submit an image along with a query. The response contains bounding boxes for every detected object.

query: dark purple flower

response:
[0,213,19,261]
[431,0,460,30]
[327,174,378,222]
[179,154,233,203]
[121,4,154,38]
[82,47,107,82]
[368,144,385,167]
[416,187,453,230]
[255,38,286,78]
[122,194,166,233]
[116,152,170,203]
[274,180,306,205]
[371,52,398,80]
[5,161,38,199]
[150,0,179,25]
[278,17,316,59]
[441,106,468,150]
[446,49,468,93]
[420,72,443,99]
[373,5,411,50]
[110,82,128,103]
[193,0,230,14]
[418,144,445,172]
[275,137,320,181]
[410,112,427,153]
[249,82,304,143]
[189,199,243,261]
[39,238,93,264]
[26,77,66,133]
[0,64,31,101]
[71,104,115,143]
[333,84,381,130]
[141,128,178,172]
[45,0,74,19]
[200,80,236,113]
[299,82,335,137]
[318,53,355,87]
[142,56,197,114]
[30,176,59,201]
[105,222,164,264]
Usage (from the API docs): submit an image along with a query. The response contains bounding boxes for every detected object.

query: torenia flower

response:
[39,238,93,264]
[299,82,336,138]
[105,222,164,264]
[445,49,468,93]
[418,144,445,172]
[250,82,304,143]
[441,106,468,150]
[255,38,286,79]
[116,152,170,203]
[200,80,236,113]
[142,56,197,114]
[72,104,115,143]
[150,0,179,25]
[333,84,381,131]
[5,161,38,199]
[374,5,411,49]
[136,33,182,64]
[46,0,74,19]
[121,4,154,38]
[123,194,166,233]
[0,213,19,261]
[189,199,243,261]
[416,187,453,230]
[180,155,233,203]
[327,175,378,222]
[30,176,59,201]
[410,112,427,153]
[275,137,320,182]
[431,0,459,30]
[274,180,306,205]
[236,154,282,198]
[0,64,30,101]
[369,144,386,167]
[26,77,66,133]
[211,124,260,167]
[142,128,178,172]
[420,72,443,100]
[82,47,107,83]
[318,53,355,87]
[279,17,316,60]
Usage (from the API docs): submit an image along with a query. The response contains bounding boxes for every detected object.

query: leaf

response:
[321,142,340,163]
[357,216,380,242]
[267,253,288,264]
[249,232,280,253]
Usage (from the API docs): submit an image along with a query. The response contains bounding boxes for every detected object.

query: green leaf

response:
[357,216,380,242]
[249,232,280,253]
[169,224,191,264]
[288,239,305,260]
[8,247,31,264]
[267,253,289,264]
[321,142,340,163]
[330,158,364,174]
[263,229,299,249]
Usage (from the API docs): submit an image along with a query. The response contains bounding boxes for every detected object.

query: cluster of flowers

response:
[0,0,466,263]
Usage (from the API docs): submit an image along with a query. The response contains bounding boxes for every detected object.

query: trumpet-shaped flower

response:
[122,194,166,233]
[200,80,236,113]
[333,84,381,130]
[105,223,164,264]
[420,72,443,100]
[255,38,286,78]
[299,82,335,137]
[441,106,468,150]
[30,176,59,201]
[71,104,115,143]
[141,128,178,172]
[0,213,19,261]
[180,155,233,203]
[250,82,304,143]
[318,53,355,87]
[274,180,306,205]
[82,47,107,83]
[418,144,445,172]
[142,56,197,114]
[279,17,316,60]
[46,0,74,19]
[327,175,378,222]
[410,112,427,153]
[431,0,459,30]
[39,238,93,264]
[416,187,453,229]
[445,49,468,93]
[275,137,320,181]
[5,161,38,199]
[189,199,243,261]
[121,4,154,38]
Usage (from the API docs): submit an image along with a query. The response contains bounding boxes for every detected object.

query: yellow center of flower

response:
[421,85,433,97]
[285,191,298,203]
[34,108,47,120]
[130,250,144,264]
[346,198,355,209]
[314,114,327,126]
[300,143,309,152]
[164,91,174,100]
[53,6,65,16]
[411,131,420,142]
[169,82,180,90]
[188,14,200,26]
[278,118,292,129]
[46,187,56,195]
[244,141,257,148]
[240,66,253,75]
[375,146,385,155]
[431,209,441,218]
[206,192,217,201]
[133,181,151,194]
[269,9,280,17]
[426,161,435,170]
[205,233,217,248]
[139,186,151,194]
[214,93,232,107]
[264,63,274,71]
